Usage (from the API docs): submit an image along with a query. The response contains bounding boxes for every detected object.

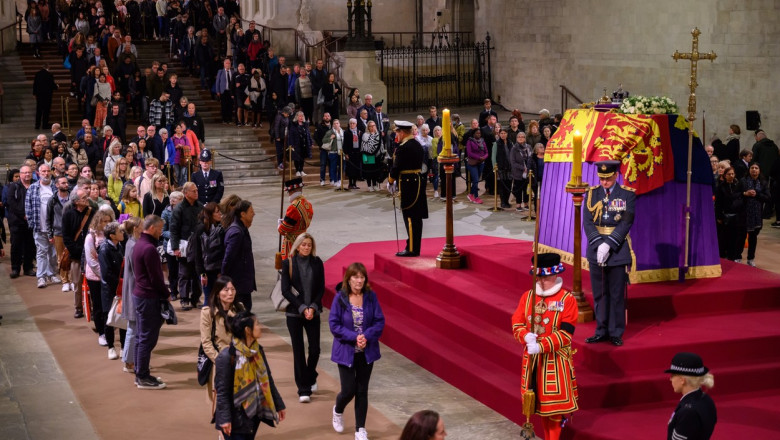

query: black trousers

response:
[335,352,374,431]
[438,163,457,199]
[286,315,321,396]
[497,177,513,206]
[482,159,494,194]
[219,92,234,123]
[35,97,52,129]
[87,279,106,336]
[402,212,423,255]
[10,227,35,272]
[167,256,179,297]
[590,264,628,338]
[177,257,202,306]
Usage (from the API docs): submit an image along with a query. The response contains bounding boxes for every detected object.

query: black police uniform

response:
[192,167,225,204]
[583,162,635,345]
[389,135,428,256]
[667,389,717,440]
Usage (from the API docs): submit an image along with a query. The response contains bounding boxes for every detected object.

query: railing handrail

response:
[560,84,584,112]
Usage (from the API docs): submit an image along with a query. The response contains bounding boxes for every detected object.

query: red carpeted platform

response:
[322,236,780,439]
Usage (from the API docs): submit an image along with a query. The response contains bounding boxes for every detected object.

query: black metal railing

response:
[379,33,492,112]
[560,85,584,111]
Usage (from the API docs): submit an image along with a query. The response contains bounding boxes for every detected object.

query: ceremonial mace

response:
[672,27,716,280]
[521,171,543,439]
[436,109,463,269]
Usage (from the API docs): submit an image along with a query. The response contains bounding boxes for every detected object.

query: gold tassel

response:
[522,390,536,419]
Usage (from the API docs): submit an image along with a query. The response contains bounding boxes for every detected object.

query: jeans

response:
[335,352,374,430]
[134,295,163,379]
[286,315,321,396]
[122,320,137,364]
[34,231,58,278]
[328,153,341,183]
[157,17,169,38]
[466,162,484,197]
[275,139,285,167]
[319,149,329,181]
[221,418,261,440]
[174,164,188,186]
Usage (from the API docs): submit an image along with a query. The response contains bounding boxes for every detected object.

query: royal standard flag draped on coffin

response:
[546,109,685,195]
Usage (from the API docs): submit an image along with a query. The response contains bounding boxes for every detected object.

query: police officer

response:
[388,121,428,257]
[192,149,224,204]
[665,352,717,440]
[583,160,635,346]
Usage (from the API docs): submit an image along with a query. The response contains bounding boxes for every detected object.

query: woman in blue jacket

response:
[329,262,385,440]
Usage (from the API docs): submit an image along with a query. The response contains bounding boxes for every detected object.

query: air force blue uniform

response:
[583,175,635,343]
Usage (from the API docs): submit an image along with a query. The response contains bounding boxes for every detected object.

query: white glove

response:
[523,333,537,345]
[597,242,610,264]
[526,342,541,355]
[277,218,283,227]
[386,182,397,194]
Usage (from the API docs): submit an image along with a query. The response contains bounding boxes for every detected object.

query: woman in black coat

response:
[737,162,771,266]
[714,167,742,260]
[98,221,125,360]
[343,118,363,189]
[322,73,340,118]
[189,202,225,306]
[215,311,286,439]
[281,233,324,403]
[287,111,312,176]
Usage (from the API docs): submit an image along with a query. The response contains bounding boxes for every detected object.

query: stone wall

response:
[475,0,780,146]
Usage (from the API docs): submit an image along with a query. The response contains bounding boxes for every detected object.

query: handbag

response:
[196,316,217,386]
[161,300,178,325]
[59,207,91,271]
[270,259,299,312]
[467,157,484,167]
[362,153,376,165]
[106,296,128,329]
[63,56,71,69]
[82,275,92,322]
[316,89,325,105]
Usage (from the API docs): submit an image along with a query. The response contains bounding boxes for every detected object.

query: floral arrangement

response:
[619,95,679,115]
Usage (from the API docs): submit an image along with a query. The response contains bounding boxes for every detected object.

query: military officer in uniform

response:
[191,149,224,204]
[583,160,635,347]
[387,120,428,257]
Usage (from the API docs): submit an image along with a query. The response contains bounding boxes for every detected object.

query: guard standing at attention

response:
[191,149,225,204]
[387,120,428,257]
[278,177,314,260]
[512,253,579,440]
[583,160,635,347]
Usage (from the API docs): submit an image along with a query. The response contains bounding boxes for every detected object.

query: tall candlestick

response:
[570,130,583,184]
[440,109,452,157]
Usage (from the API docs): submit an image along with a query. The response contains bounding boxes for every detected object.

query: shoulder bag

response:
[196,314,217,386]
[270,258,299,312]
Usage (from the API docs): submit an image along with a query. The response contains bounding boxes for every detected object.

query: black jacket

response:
[98,239,124,312]
[667,389,716,440]
[46,193,68,238]
[170,198,203,252]
[33,68,58,99]
[281,255,325,317]
[214,343,285,434]
[62,204,95,258]
[189,222,225,274]
[5,181,29,230]
[192,169,224,204]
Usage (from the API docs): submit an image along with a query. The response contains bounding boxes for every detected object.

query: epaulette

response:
[620,185,636,192]
[590,185,600,190]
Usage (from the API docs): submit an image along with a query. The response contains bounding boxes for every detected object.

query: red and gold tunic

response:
[512,284,579,416]
[277,194,313,259]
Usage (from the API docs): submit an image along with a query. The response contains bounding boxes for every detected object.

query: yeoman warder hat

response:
[530,253,565,276]
[284,177,304,191]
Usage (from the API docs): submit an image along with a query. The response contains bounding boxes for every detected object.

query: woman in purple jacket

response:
[329,262,385,440]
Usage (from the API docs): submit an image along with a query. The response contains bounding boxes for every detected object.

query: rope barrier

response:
[216,151,277,163]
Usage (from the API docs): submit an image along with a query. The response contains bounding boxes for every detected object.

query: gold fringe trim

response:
[535,243,722,284]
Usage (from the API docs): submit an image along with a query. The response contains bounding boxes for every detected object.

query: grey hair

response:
[169,190,184,203]
[349,118,357,124]
[103,221,121,238]
[158,128,168,135]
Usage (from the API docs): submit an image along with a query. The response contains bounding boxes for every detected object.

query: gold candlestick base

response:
[436,156,463,269]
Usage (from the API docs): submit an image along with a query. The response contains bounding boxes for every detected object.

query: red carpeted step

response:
[562,389,780,440]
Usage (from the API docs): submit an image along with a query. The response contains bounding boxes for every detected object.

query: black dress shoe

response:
[24,269,37,277]
[585,334,609,344]
[610,337,624,347]
[10,271,20,279]
[395,250,419,257]
[74,310,84,319]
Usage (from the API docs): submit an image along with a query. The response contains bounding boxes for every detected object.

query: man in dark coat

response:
[583,160,636,347]
[191,149,224,204]
[33,63,58,130]
[223,200,257,311]
[388,121,428,257]
[170,182,204,310]
[6,166,35,278]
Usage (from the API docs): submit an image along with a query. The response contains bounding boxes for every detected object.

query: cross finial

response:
[672,27,717,121]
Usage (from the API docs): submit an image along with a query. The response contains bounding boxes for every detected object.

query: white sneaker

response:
[50,275,62,284]
[332,406,344,433]
[747,259,756,267]
[300,171,308,176]
[434,190,439,198]
[355,428,369,440]
[320,180,325,186]
[368,185,374,192]
[98,334,108,346]
[108,348,118,360]
[62,283,70,292]
[299,395,311,403]
[335,181,341,187]
[734,259,742,263]
[311,382,318,392]
[70,282,76,291]
[296,171,302,177]
[37,278,47,288]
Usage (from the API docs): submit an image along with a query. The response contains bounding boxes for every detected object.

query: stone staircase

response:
[0,40,327,187]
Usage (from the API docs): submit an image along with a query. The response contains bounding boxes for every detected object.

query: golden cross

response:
[672,27,717,122]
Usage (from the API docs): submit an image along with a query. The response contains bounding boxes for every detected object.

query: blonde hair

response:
[683,373,714,390]
[151,171,168,197]
[112,157,128,180]
[290,233,316,257]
